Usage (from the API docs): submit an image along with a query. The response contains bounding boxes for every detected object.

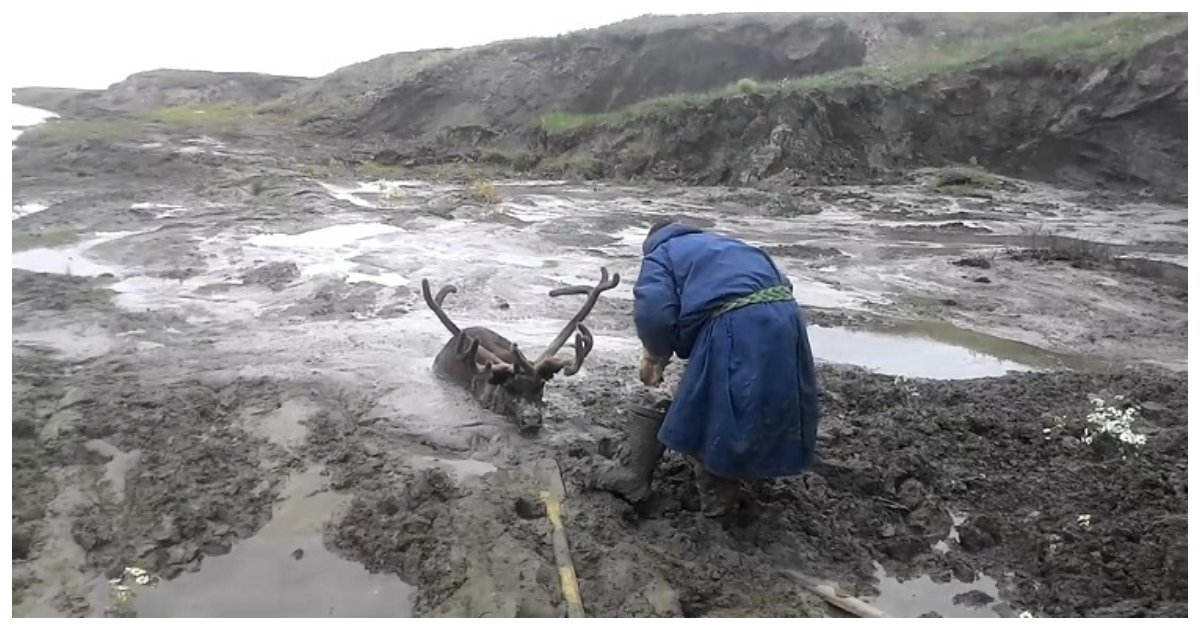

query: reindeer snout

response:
[515,404,544,433]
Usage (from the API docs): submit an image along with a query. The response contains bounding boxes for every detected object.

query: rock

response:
[882,536,928,562]
[973,276,992,284]
[895,478,926,509]
[953,257,993,269]
[919,611,944,618]
[200,539,232,556]
[953,589,996,608]
[292,548,304,560]
[959,514,1002,552]
[242,262,300,292]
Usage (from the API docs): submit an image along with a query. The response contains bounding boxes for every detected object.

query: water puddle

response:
[869,563,1016,618]
[11,231,138,276]
[13,202,49,220]
[13,324,120,362]
[809,325,1034,379]
[411,454,498,480]
[131,466,414,617]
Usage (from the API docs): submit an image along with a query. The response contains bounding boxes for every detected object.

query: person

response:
[598,218,821,516]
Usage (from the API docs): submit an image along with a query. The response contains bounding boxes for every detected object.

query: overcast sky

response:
[7,0,814,89]
[8,1,1145,90]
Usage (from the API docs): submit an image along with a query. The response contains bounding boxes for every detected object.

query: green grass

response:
[536,13,1186,134]
[12,230,81,251]
[19,102,285,146]
[537,153,604,179]
[929,166,1008,196]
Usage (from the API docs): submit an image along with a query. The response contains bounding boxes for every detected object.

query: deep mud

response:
[10,109,1187,617]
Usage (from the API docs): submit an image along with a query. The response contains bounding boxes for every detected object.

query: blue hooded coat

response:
[633,223,820,480]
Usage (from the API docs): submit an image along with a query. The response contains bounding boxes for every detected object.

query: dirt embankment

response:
[301,14,870,139]
[534,31,1187,201]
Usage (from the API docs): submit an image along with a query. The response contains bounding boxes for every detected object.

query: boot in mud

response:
[594,402,667,503]
[692,459,742,518]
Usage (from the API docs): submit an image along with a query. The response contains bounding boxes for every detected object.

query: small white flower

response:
[1019,611,1034,618]
[125,567,147,578]
[135,575,151,586]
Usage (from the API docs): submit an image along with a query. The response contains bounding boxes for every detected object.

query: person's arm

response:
[633,252,680,375]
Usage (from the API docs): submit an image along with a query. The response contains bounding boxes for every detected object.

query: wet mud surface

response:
[11,121,1187,617]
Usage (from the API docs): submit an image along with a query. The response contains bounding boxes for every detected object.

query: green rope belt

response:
[710,284,795,320]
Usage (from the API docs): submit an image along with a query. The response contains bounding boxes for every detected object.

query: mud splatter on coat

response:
[633,223,820,479]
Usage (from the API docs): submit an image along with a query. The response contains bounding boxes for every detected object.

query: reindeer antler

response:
[562,323,594,376]
[422,279,461,335]
[535,267,621,365]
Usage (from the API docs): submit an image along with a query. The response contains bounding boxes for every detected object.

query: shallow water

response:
[131,467,415,618]
[809,325,1032,379]
[11,231,139,276]
[869,563,1011,618]
[13,202,49,220]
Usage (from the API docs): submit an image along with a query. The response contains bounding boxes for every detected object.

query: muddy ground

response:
[9,122,1188,617]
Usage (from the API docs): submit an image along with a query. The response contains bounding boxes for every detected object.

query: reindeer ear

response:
[486,362,516,385]
[534,357,570,380]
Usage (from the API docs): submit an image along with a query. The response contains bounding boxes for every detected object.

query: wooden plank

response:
[535,458,586,618]
[781,569,890,618]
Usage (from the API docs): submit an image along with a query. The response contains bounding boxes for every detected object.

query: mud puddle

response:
[809,325,1034,378]
[127,466,414,617]
[869,563,1012,618]
[11,231,139,276]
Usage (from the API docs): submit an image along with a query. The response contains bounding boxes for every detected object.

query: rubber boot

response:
[691,458,741,518]
[594,402,667,503]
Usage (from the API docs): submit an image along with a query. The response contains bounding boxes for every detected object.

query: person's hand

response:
[639,351,668,386]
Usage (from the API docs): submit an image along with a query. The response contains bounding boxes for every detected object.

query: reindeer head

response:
[421,268,621,431]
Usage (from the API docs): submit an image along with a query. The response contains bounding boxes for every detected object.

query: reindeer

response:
[420,267,621,433]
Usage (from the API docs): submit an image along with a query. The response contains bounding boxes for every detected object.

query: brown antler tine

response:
[511,343,535,374]
[564,323,594,376]
[535,268,622,364]
[549,285,592,297]
[435,284,457,306]
[422,279,462,335]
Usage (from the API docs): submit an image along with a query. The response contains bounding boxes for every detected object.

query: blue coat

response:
[633,223,820,480]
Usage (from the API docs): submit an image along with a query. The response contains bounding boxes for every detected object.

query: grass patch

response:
[538,153,604,179]
[536,13,1185,134]
[19,101,286,146]
[929,167,1008,196]
[1008,225,1116,269]
[469,180,501,205]
[12,229,80,251]
[769,194,823,217]
[20,118,144,145]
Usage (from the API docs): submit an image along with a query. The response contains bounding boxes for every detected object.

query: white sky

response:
[4,0,1181,90]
